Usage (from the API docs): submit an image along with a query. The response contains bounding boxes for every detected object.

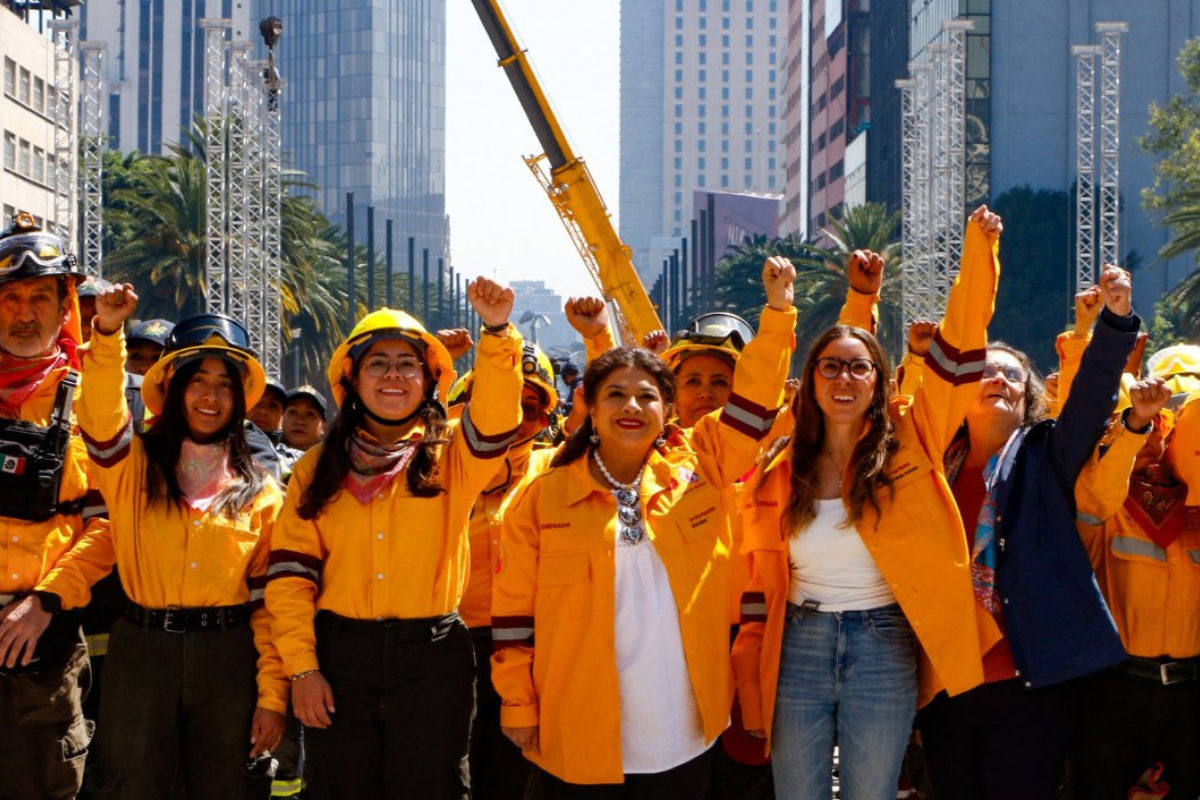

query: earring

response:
[655,433,667,447]
[589,431,600,445]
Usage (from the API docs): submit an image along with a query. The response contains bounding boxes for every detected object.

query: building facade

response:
[79,0,253,155]
[619,0,789,281]
[254,0,449,264]
[2,4,67,232]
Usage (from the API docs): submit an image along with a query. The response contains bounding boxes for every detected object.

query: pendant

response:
[615,489,638,507]
[618,505,641,526]
[618,523,645,545]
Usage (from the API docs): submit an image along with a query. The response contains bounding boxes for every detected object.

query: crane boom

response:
[470,0,663,342]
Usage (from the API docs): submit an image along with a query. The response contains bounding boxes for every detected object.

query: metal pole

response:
[681,237,690,320]
[437,257,445,328]
[1074,45,1100,293]
[200,19,230,313]
[1097,22,1128,269]
[367,206,376,311]
[224,41,252,326]
[422,248,430,321]
[407,237,416,310]
[48,19,77,245]
[386,219,394,307]
[79,40,106,277]
[690,220,699,312]
[346,192,356,325]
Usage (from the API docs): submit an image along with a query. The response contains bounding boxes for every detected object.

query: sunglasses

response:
[982,362,1029,383]
[815,356,877,381]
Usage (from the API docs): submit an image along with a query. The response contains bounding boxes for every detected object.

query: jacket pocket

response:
[537,550,590,621]
[1109,535,1168,610]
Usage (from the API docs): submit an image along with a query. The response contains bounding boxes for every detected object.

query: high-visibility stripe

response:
[492,615,535,649]
[270,777,304,797]
[1077,512,1104,526]
[721,392,776,441]
[85,633,109,656]
[1187,549,1200,565]
[462,409,518,459]
[266,550,322,584]
[1112,536,1166,562]
[740,591,768,623]
[80,417,133,467]
[925,332,987,386]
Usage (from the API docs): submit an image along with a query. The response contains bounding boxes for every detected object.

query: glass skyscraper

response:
[256,0,448,261]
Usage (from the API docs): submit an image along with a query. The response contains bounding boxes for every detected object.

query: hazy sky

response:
[445,0,621,302]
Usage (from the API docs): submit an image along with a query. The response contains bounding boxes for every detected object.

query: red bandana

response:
[0,332,77,419]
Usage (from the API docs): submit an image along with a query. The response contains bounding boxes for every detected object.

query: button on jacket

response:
[266,326,524,678]
[36,327,288,713]
[490,305,795,785]
[732,221,1004,753]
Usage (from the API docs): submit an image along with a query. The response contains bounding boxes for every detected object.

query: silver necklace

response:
[826,446,848,491]
[592,449,647,545]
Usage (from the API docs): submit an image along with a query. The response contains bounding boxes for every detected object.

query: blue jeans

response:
[771,602,917,800]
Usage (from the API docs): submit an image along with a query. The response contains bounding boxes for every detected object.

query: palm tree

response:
[712,203,905,368]
[102,125,350,385]
[1148,191,1200,342]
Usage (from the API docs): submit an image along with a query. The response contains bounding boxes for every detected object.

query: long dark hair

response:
[550,347,677,469]
[140,357,268,518]
[764,325,897,536]
[297,359,451,520]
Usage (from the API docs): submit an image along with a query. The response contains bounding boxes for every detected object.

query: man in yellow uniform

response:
[0,214,103,800]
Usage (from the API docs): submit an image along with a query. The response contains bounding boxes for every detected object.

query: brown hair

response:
[297,351,450,520]
[762,325,897,537]
[986,341,1049,427]
[550,347,677,468]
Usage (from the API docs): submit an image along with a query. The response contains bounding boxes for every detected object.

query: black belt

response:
[125,602,250,633]
[316,610,461,643]
[1116,656,1200,686]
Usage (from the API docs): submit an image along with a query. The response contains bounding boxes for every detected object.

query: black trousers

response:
[538,747,714,800]
[0,629,91,800]
[305,611,475,800]
[470,632,535,800]
[90,617,266,800]
[1069,667,1200,799]
[919,677,1076,800]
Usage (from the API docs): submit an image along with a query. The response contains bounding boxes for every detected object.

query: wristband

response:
[290,669,318,682]
[1120,408,1153,435]
[482,321,509,336]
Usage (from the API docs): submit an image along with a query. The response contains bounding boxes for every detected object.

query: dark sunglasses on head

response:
[815,356,877,381]
[165,313,251,353]
[982,362,1029,383]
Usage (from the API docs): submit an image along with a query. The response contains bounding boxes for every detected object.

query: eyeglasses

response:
[982,362,1029,383]
[815,356,877,381]
[362,355,424,379]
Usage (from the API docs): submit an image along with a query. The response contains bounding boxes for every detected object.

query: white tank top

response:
[787,498,896,611]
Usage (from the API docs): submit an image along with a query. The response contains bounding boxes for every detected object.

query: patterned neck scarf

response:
[0,334,75,419]
[945,430,1018,614]
[177,438,234,512]
[345,427,420,504]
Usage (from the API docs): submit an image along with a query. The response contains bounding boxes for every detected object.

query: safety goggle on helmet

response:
[141,313,266,416]
[661,312,755,371]
[0,213,84,286]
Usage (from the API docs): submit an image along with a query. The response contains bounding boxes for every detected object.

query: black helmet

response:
[0,213,83,287]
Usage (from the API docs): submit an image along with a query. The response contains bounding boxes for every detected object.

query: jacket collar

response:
[561,433,691,508]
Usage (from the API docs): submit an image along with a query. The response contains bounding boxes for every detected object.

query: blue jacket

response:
[993,307,1138,688]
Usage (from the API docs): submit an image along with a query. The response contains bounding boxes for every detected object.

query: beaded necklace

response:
[592,448,647,546]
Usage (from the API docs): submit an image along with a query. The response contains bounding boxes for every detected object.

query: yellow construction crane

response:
[469,0,663,342]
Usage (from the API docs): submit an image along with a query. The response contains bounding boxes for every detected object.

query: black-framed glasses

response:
[362,355,424,379]
[165,313,251,353]
[982,362,1029,383]
[815,356,877,381]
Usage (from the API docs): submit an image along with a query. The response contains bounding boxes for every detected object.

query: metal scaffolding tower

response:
[48,19,77,245]
[898,20,970,325]
[201,18,230,314]
[1096,22,1127,271]
[1073,45,1100,292]
[79,41,106,277]
[224,41,252,327]
[259,24,286,380]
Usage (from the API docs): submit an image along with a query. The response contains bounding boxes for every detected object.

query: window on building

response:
[722,139,729,152]
[32,77,43,113]
[699,105,707,117]
[721,105,729,118]
[722,34,730,47]
[747,0,753,9]
[746,17,753,30]
[3,132,15,170]
[722,70,729,83]
[32,146,44,183]
[676,69,684,82]
[676,34,684,46]
[3,59,15,97]
[722,87,730,99]
[47,86,56,113]
[745,87,753,100]
[675,157,683,169]
[745,122,752,135]
[675,210,683,222]
[18,139,30,176]
[675,104,683,117]
[698,121,707,134]
[722,157,730,170]
[746,69,754,82]
[675,191,682,204]
[722,16,730,29]
[722,52,730,65]
[699,139,706,152]
[745,157,752,170]
[699,87,707,99]
[831,76,844,98]
[817,132,826,151]
[721,175,730,188]
[698,174,706,187]
[830,117,844,139]
[746,34,753,47]
[676,0,683,9]
[830,159,844,180]
[675,174,683,187]
[769,51,777,65]
[2,206,13,227]
[18,68,30,105]
[744,104,752,117]
[699,157,706,169]
[676,16,683,29]
[745,52,754,65]
[675,87,684,99]
[817,173,827,190]
[699,34,707,46]
[699,52,707,64]
[675,122,683,134]
[699,69,707,82]
[699,16,707,28]
[722,122,730,135]
[768,157,776,171]
[675,139,683,153]
[818,94,827,112]
[769,16,777,29]
[676,52,684,65]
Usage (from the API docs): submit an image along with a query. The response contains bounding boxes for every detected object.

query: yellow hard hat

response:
[1148,344,1200,396]
[326,308,455,409]
[141,313,266,417]
[447,371,473,408]
[662,312,754,371]
[1169,389,1200,506]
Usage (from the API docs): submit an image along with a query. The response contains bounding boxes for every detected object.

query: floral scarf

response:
[345,428,421,504]
[944,432,1017,615]
[177,438,234,512]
